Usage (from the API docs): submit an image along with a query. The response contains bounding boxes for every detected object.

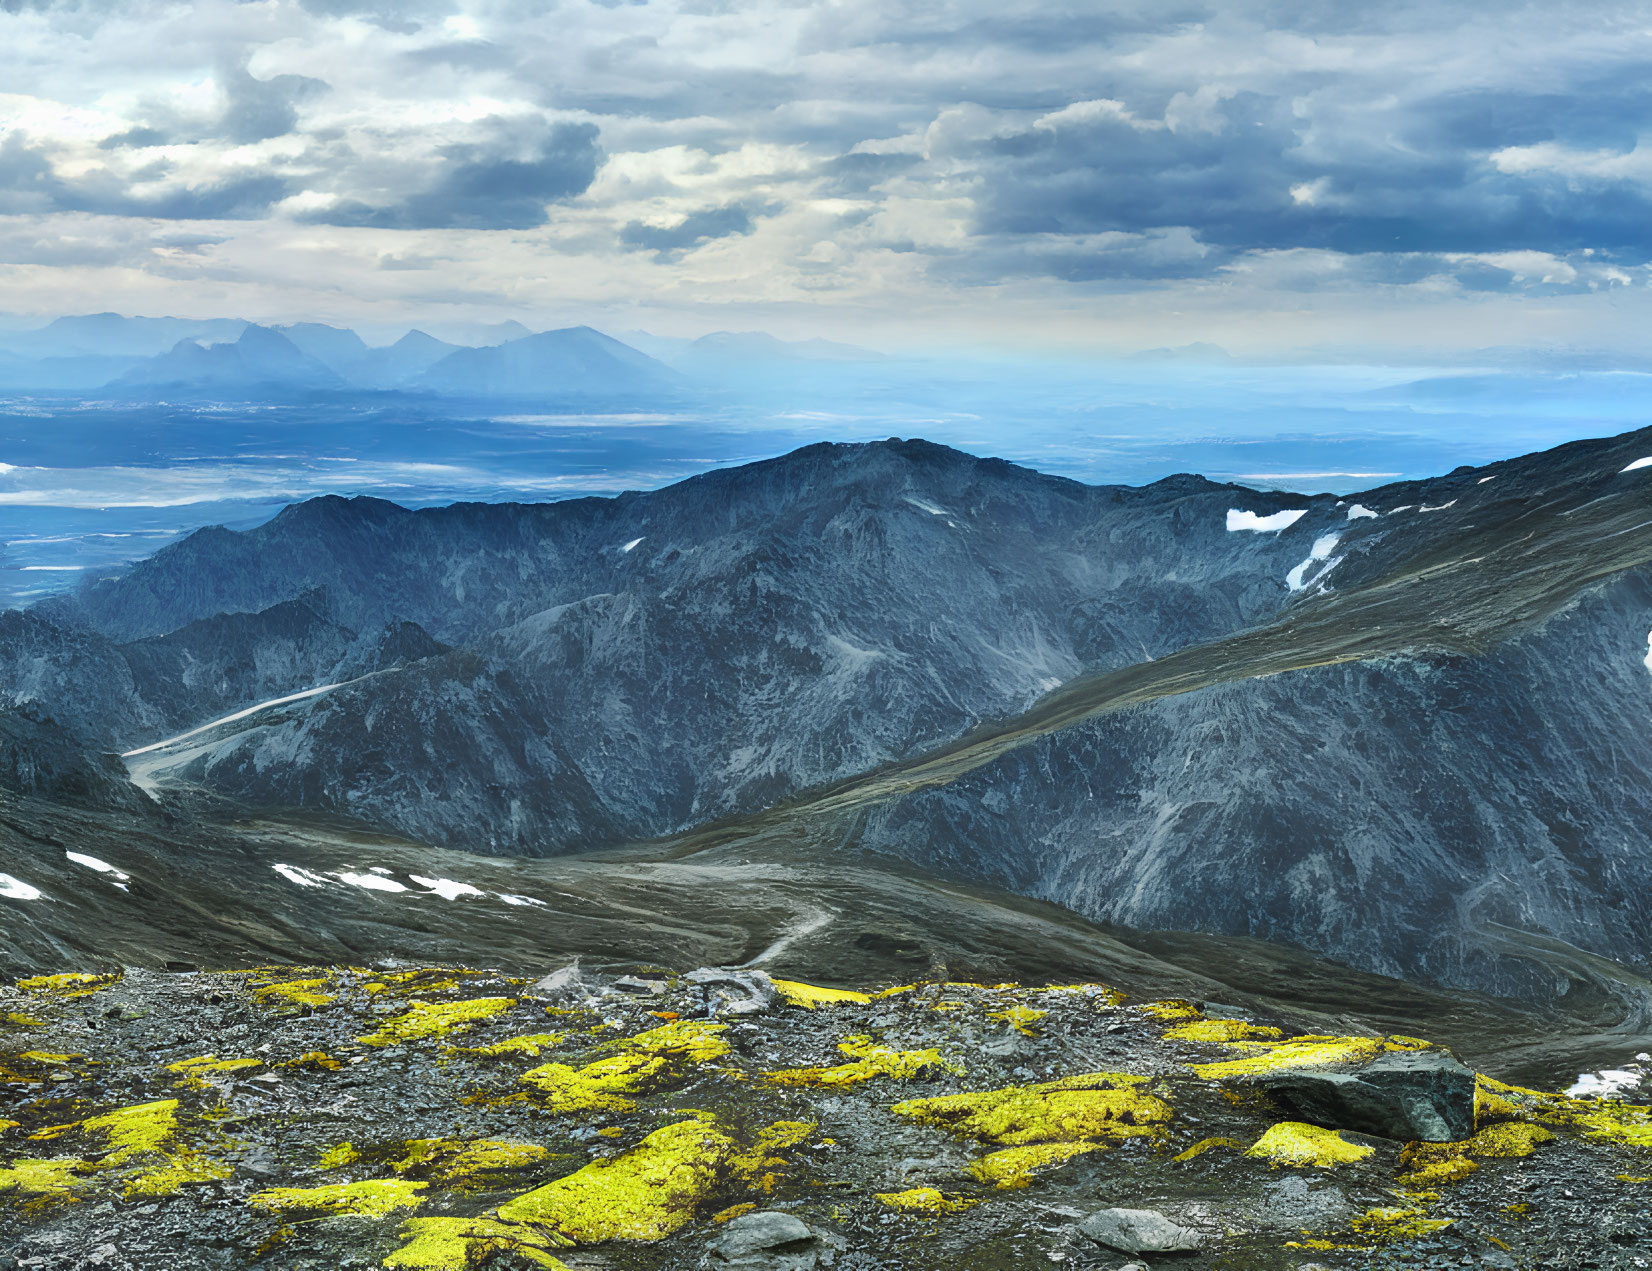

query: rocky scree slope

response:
[2,964,1650,1270]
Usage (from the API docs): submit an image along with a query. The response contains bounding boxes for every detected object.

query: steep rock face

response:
[34,442,1334,849]
[857,564,1652,999]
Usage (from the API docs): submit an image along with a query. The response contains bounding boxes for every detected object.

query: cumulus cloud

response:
[4,0,1652,338]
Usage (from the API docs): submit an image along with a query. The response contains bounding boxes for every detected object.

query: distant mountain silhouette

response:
[112,325,345,392]
[415,326,683,397]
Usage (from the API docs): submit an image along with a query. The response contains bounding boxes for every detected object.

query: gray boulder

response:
[1258,1050,1476,1142]
[1078,1207,1204,1254]
[706,1210,823,1268]
[688,967,777,1015]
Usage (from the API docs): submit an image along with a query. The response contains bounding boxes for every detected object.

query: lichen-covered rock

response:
[1258,1050,1477,1142]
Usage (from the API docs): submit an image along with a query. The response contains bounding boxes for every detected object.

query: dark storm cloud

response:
[619,202,765,255]
[308,121,602,229]
[946,75,1652,283]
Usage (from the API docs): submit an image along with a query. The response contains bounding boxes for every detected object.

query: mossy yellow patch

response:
[1040,983,1126,1005]
[987,1006,1048,1036]
[247,1178,426,1218]
[1475,1075,1652,1147]
[123,1152,233,1198]
[288,1051,343,1071]
[1139,999,1201,1021]
[0,1156,94,1196]
[450,1032,565,1058]
[17,1051,83,1065]
[390,1138,549,1183]
[1246,1121,1373,1168]
[251,977,334,1011]
[771,979,871,1008]
[874,1187,980,1213]
[384,1216,571,1269]
[495,1118,734,1242]
[892,1072,1171,1146]
[83,1099,179,1160]
[358,997,514,1047]
[166,1055,261,1088]
[765,1035,962,1087]
[4,1013,43,1028]
[319,1142,360,1169]
[1189,1035,1392,1080]
[728,1120,815,1194]
[1399,1120,1552,1187]
[1163,1019,1284,1044]
[712,1202,758,1223]
[1172,1136,1245,1162]
[519,1020,727,1113]
[967,1141,1108,1188]
[16,973,119,998]
[1351,1206,1454,1241]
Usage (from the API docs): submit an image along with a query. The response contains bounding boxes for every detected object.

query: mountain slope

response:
[111,324,345,392]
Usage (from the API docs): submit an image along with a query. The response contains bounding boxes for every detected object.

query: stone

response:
[1259,1050,1476,1142]
[706,1210,821,1268]
[1078,1208,1203,1254]
[688,967,777,1015]
[531,960,582,994]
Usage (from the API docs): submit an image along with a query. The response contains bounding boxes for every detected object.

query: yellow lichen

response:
[518,1020,728,1114]
[1245,1121,1374,1168]
[83,1099,180,1160]
[1351,1206,1454,1241]
[987,1006,1048,1036]
[874,1187,980,1213]
[728,1120,816,1193]
[892,1072,1171,1146]
[384,1217,571,1269]
[251,977,335,1011]
[288,1051,343,1071]
[390,1138,549,1183]
[765,1035,962,1087]
[319,1142,360,1169]
[1139,999,1201,1021]
[770,979,872,1008]
[166,1055,261,1089]
[494,1118,734,1242]
[16,973,120,998]
[967,1141,1108,1188]
[247,1179,427,1218]
[450,1032,565,1058]
[1475,1074,1652,1147]
[1189,1035,1391,1080]
[0,1157,94,1197]
[1163,1019,1284,1044]
[123,1152,233,1198]
[712,1202,758,1223]
[4,1012,43,1027]
[1172,1136,1246,1162]
[358,998,515,1047]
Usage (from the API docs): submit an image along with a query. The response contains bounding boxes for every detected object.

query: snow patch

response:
[621,537,644,552]
[903,496,951,517]
[411,875,484,900]
[1419,500,1457,512]
[1387,505,1415,515]
[1346,504,1378,520]
[1286,533,1343,592]
[337,870,408,893]
[1568,1068,1644,1098]
[0,873,43,901]
[1226,508,1306,533]
[1622,456,1652,473]
[272,863,329,888]
[65,851,129,883]
[498,893,546,907]
[1644,630,1652,673]
[1478,475,1497,484]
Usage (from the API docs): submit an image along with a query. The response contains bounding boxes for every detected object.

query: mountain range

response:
[0,312,876,398]
[4,429,1652,1032]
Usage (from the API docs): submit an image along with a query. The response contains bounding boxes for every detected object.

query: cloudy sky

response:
[4,0,1652,355]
